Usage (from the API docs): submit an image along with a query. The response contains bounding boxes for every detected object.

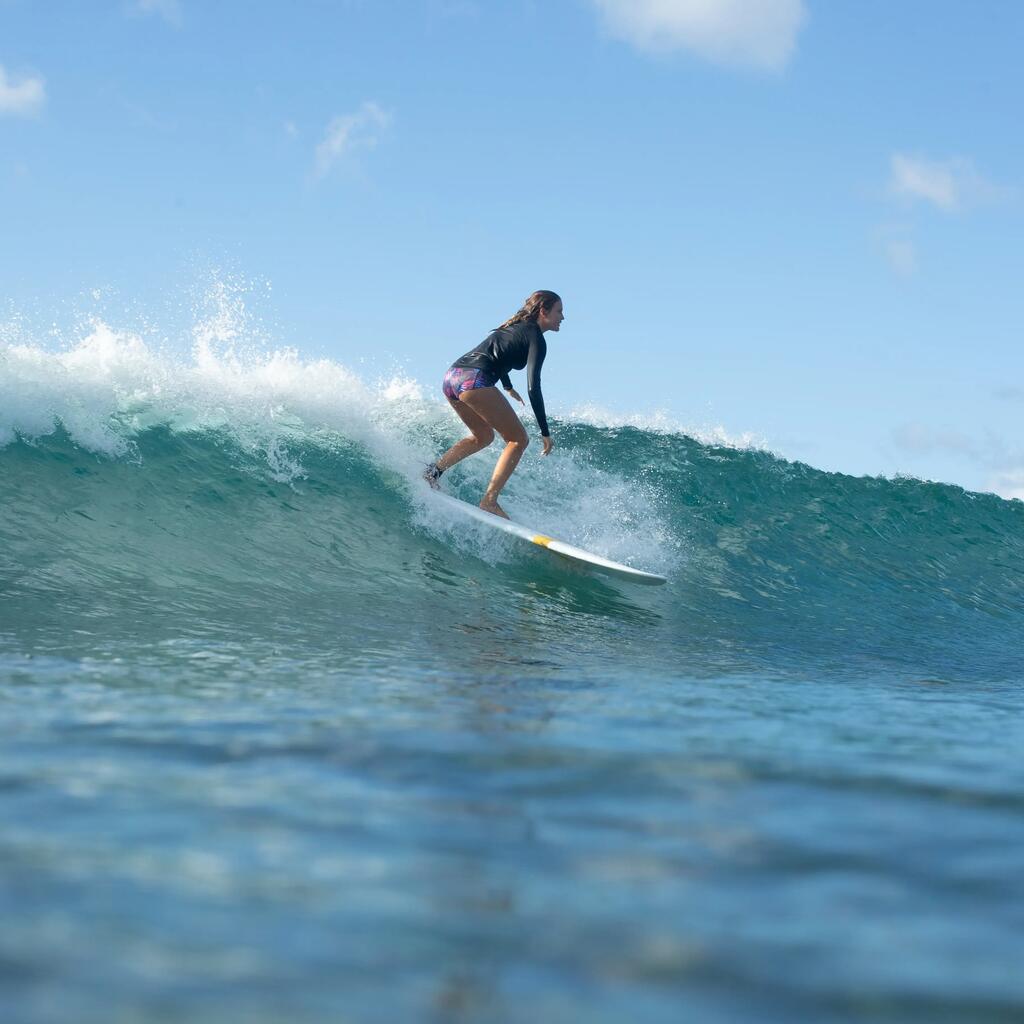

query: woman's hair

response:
[497,290,561,330]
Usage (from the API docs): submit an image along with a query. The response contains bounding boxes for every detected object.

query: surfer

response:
[425,290,562,519]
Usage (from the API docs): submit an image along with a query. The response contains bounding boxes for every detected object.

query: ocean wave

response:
[3,322,1023,682]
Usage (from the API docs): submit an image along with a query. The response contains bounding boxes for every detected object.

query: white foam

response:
[412,416,682,576]
[568,402,765,450]
[1,286,680,576]
[0,302,448,487]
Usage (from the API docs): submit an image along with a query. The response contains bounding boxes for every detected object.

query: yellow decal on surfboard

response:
[532,535,553,547]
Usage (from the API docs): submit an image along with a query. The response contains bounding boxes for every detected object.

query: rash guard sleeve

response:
[526,331,549,437]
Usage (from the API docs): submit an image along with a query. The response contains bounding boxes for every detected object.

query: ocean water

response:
[2,321,1024,1023]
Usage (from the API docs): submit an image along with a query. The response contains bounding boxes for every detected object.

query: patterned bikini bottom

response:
[442,365,498,401]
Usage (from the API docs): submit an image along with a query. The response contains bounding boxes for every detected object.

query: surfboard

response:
[429,490,667,586]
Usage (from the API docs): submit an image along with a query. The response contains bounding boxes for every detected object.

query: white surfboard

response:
[429,490,667,586]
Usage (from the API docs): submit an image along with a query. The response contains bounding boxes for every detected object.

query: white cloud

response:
[989,470,1024,501]
[988,472,1024,500]
[888,153,1008,211]
[130,0,183,27]
[590,0,806,70]
[890,424,1024,499]
[313,102,390,180]
[889,154,957,210]
[0,64,45,116]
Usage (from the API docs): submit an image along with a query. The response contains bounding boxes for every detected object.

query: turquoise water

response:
[2,331,1024,1022]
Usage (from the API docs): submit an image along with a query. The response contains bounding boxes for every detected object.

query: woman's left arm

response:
[526,332,551,452]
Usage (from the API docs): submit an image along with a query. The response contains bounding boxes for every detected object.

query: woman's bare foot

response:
[479,499,509,520]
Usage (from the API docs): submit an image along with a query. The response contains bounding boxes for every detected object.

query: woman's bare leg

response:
[458,388,529,518]
[434,398,495,474]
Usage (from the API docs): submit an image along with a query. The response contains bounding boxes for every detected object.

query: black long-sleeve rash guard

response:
[452,320,549,437]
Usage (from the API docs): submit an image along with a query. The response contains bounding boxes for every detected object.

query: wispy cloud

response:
[589,0,807,71]
[129,0,183,28]
[0,64,45,116]
[889,423,1024,499]
[988,470,1024,501]
[876,155,1013,275]
[888,153,1009,212]
[313,102,390,181]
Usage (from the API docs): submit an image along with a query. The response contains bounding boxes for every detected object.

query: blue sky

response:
[3,0,1023,496]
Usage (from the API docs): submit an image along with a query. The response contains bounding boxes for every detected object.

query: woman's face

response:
[538,300,564,333]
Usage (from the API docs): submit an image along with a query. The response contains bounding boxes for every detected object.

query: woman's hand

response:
[506,388,525,406]
[542,435,554,456]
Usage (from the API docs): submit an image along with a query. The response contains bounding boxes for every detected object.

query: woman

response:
[425,290,563,519]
